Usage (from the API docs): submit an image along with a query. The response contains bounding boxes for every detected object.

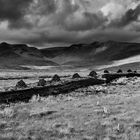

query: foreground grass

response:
[0,78,140,140]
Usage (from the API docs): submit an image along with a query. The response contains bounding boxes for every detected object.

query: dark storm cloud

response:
[0,0,140,47]
[19,30,80,45]
[0,0,32,20]
[30,0,57,15]
[9,28,140,47]
[51,0,79,26]
[110,4,140,27]
[122,4,140,24]
[63,11,107,31]
[39,0,57,15]
[0,0,33,28]
[49,1,107,31]
[61,0,79,13]
[84,30,140,43]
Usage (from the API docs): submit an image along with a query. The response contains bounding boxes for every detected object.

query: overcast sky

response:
[0,0,140,47]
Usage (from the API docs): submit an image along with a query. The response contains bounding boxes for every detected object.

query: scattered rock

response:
[72,73,81,79]
[37,79,47,86]
[16,80,27,88]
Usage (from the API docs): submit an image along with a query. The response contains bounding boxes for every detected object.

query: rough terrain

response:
[0,77,140,139]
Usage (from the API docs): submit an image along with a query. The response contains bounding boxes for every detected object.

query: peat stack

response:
[72,73,81,79]
[134,70,137,73]
[52,74,61,82]
[16,80,27,89]
[117,69,123,73]
[127,69,133,73]
[104,70,109,74]
[37,79,47,86]
[0,78,105,104]
[89,71,97,78]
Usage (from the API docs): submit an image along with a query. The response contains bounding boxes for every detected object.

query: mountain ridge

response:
[41,41,140,69]
[0,42,58,69]
[0,41,140,70]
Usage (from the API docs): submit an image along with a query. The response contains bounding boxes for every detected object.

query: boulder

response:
[72,73,81,79]
[37,79,47,86]
[16,80,27,88]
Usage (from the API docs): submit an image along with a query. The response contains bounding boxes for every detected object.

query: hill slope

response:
[1,41,140,70]
[41,41,140,69]
[0,42,58,69]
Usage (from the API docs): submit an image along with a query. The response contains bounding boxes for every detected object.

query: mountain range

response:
[0,42,57,69]
[0,41,140,70]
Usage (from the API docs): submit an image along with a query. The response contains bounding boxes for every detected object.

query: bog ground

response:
[0,77,140,140]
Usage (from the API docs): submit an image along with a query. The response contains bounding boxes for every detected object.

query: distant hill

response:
[41,41,140,69]
[1,41,140,70]
[0,42,58,69]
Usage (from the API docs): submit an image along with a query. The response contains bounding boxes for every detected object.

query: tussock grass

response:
[0,77,140,139]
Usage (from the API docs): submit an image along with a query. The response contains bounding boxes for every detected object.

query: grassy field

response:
[0,69,91,90]
[0,77,139,139]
